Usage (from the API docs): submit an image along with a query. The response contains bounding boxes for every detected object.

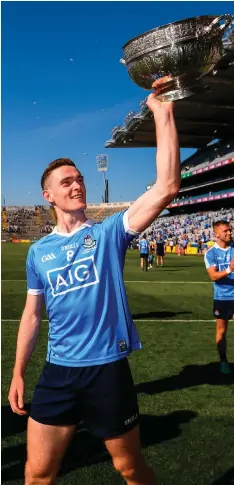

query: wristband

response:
[226,266,232,275]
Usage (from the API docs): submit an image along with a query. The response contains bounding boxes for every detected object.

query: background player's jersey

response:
[204,243,234,300]
[139,239,149,254]
[26,210,142,367]
[156,239,164,250]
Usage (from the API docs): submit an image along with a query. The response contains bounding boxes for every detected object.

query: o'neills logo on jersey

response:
[47,255,99,297]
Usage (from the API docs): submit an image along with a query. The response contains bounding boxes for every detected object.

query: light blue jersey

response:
[204,243,234,300]
[26,210,142,367]
[139,239,149,254]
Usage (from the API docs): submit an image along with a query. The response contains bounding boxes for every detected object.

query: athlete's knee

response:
[113,455,137,480]
[25,461,57,485]
[113,453,149,481]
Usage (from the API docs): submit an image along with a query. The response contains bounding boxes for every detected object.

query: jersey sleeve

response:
[204,248,216,269]
[100,210,140,250]
[26,246,44,295]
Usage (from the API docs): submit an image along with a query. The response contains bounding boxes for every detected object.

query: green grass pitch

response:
[2,243,234,485]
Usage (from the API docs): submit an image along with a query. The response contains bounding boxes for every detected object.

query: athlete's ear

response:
[42,189,54,204]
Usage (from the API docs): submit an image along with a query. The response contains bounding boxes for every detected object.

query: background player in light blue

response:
[139,234,149,271]
[204,220,234,374]
[8,93,181,485]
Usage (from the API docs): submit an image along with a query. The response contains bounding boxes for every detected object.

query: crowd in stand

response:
[1,206,233,245]
[8,225,22,234]
[40,224,54,234]
[145,208,234,247]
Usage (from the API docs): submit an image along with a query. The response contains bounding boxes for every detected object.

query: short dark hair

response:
[41,158,77,190]
[213,219,229,229]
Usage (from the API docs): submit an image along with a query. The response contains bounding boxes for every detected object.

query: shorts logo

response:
[41,253,56,263]
[47,256,99,297]
[215,309,220,316]
[82,235,96,252]
[125,413,138,426]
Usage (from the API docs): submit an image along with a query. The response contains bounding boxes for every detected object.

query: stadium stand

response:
[1,146,233,244]
[140,145,234,252]
[1,203,131,240]
[2,208,8,231]
[147,146,234,214]
[181,140,234,173]
[170,147,234,214]
[147,208,234,244]
[35,206,42,225]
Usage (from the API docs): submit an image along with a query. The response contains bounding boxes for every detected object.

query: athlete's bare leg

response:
[140,257,144,270]
[216,319,228,362]
[105,425,157,485]
[25,417,76,485]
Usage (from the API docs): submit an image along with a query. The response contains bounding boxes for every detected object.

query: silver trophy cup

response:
[120,15,233,101]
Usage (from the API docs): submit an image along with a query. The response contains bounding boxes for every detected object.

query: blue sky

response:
[2,1,232,205]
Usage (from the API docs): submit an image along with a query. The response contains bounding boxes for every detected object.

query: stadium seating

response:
[181,140,234,174]
[146,208,234,244]
[1,209,8,231]
[173,188,234,204]
[1,203,131,240]
[2,203,233,245]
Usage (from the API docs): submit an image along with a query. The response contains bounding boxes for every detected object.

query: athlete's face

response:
[214,224,232,244]
[43,165,87,212]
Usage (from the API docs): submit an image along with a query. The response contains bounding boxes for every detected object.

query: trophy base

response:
[153,74,208,102]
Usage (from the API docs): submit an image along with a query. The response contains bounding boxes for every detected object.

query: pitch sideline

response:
[1,280,211,284]
[2,319,215,323]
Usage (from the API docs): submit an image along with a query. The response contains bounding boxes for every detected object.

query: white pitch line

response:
[124,281,210,284]
[134,319,215,322]
[1,280,211,284]
[2,319,49,322]
[1,319,215,323]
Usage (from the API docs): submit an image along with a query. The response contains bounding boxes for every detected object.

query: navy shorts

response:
[156,249,164,257]
[30,357,139,439]
[213,300,234,321]
[140,253,148,259]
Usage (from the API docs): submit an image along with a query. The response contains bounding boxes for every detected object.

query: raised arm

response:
[8,293,44,415]
[127,94,181,233]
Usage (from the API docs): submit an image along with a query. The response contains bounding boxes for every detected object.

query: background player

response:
[139,234,149,271]
[156,233,165,267]
[204,220,234,374]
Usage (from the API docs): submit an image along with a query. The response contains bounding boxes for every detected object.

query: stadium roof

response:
[105,49,234,150]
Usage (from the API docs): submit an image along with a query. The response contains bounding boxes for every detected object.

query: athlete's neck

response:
[216,240,230,249]
[55,209,87,234]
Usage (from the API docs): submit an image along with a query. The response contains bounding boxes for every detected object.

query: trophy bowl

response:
[120,15,233,101]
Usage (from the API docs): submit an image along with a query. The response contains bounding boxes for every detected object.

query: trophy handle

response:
[204,14,233,35]
[120,58,126,65]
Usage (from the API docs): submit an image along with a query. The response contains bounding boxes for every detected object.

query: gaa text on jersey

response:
[41,253,56,263]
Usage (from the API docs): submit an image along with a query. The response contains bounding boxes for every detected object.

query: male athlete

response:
[139,234,149,271]
[8,94,180,485]
[156,234,165,267]
[204,220,234,374]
